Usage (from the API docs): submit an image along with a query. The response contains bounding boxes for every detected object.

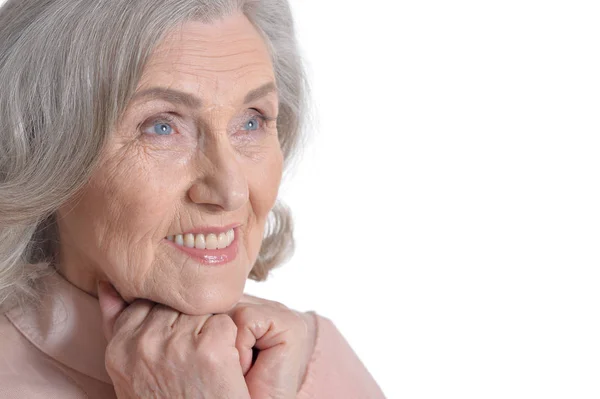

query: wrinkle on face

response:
[56,11,284,314]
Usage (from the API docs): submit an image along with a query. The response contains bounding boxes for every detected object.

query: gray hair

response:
[0,0,307,310]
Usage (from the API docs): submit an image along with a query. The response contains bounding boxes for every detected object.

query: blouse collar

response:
[5,270,112,384]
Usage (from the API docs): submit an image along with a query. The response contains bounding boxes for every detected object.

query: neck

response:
[56,243,101,299]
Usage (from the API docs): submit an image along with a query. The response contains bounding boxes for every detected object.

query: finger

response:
[227,306,259,375]
[245,347,297,399]
[97,280,154,340]
[200,314,238,344]
[144,303,181,331]
[97,280,128,341]
[174,312,212,336]
[236,325,255,376]
[236,306,298,398]
[230,304,301,352]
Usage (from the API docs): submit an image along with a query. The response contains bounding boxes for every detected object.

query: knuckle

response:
[197,344,240,368]
[113,300,152,332]
[204,313,237,334]
[198,345,220,366]
[134,333,156,361]
[155,322,174,338]
[164,335,188,363]
[230,304,253,323]
[197,314,238,348]
[112,314,129,334]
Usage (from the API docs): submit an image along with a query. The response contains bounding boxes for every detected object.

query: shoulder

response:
[299,311,357,364]
[0,313,88,399]
[296,311,387,399]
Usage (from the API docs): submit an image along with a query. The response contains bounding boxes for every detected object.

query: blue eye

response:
[153,121,173,135]
[242,117,261,131]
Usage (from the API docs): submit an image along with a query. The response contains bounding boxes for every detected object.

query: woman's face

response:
[56,12,283,315]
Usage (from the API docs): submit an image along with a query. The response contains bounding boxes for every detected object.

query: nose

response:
[188,139,249,212]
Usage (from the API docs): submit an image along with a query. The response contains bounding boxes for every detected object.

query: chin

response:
[167,279,247,316]
[176,296,242,316]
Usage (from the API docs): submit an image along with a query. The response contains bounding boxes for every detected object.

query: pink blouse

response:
[0,272,385,398]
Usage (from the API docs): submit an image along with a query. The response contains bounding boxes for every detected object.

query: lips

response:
[164,226,240,266]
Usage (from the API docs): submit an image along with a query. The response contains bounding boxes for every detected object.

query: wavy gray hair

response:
[0,0,307,310]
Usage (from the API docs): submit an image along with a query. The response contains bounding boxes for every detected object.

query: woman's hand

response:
[97,281,251,399]
[227,294,316,399]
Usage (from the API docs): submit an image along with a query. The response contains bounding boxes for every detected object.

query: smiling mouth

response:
[164,227,239,266]
[167,228,235,250]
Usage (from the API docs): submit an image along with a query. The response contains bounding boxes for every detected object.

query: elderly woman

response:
[0,0,384,398]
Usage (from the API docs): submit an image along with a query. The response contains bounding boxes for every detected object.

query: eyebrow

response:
[130,81,278,108]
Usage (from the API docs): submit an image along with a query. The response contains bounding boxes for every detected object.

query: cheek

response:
[94,156,175,236]
[248,147,283,227]
[68,147,185,266]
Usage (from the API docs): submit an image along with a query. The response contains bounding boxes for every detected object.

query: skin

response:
[98,283,313,398]
[56,12,283,315]
[55,12,316,396]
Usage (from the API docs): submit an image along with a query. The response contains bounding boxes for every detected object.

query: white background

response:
[246,1,600,398]
[2,0,598,397]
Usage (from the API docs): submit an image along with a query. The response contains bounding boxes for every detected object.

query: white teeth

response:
[217,232,228,249]
[169,229,235,250]
[195,234,206,249]
[205,233,218,250]
[175,235,184,246]
[184,233,195,248]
